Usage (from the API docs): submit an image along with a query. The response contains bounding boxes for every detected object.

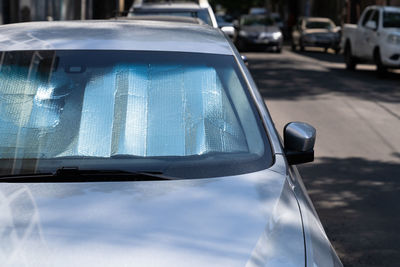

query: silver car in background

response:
[292,17,341,53]
[0,20,342,267]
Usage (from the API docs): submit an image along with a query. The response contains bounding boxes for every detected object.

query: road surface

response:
[246,47,400,267]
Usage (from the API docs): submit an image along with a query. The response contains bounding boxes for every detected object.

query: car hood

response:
[242,25,280,34]
[304,29,334,35]
[0,168,305,267]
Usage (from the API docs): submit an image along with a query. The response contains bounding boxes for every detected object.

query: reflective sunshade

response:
[0,50,271,178]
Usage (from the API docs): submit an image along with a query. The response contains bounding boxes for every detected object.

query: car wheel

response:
[374,48,388,76]
[291,42,296,51]
[344,42,356,70]
[276,46,282,53]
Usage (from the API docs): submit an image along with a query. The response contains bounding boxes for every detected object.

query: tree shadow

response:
[298,157,400,267]
[247,52,400,103]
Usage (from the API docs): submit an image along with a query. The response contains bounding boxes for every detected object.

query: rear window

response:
[132,8,212,26]
[0,50,272,178]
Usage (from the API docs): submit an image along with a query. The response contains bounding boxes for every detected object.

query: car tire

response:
[291,42,296,51]
[344,42,356,70]
[374,48,388,76]
[276,46,282,53]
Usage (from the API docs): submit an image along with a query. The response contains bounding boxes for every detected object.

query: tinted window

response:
[241,16,274,26]
[362,9,374,26]
[383,11,400,28]
[0,50,272,178]
[132,8,212,26]
[305,21,333,29]
[370,10,380,28]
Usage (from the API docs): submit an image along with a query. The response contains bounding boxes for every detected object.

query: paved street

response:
[247,48,400,266]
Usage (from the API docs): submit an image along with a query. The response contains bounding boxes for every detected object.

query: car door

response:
[355,8,374,58]
[363,9,381,61]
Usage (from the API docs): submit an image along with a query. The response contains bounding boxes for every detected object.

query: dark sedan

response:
[235,14,283,53]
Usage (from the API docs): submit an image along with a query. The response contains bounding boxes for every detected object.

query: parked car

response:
[128,0,218,28]
[235,14,283,52]
[342,5,400,73]
[292,17,341,53]
[0,20,342,267]
[216,14,236,39]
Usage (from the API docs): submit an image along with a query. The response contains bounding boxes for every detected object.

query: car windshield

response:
[306,21,333,29]
[383,11,400,28]
[131,9,212,26]
[0,50,272,179]
[242,16,274,26]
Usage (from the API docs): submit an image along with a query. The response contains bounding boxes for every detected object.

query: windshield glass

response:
[0,50,272,178]
[383,11,400,28]
[306,21,333,29]
[132,9,212,26]
[242,16,274,26]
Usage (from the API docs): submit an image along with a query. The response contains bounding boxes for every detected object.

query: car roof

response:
[132,0,210,9]
[135,3,204,10]
[115,15,206,25]
[0,20,232,55]
[382,6,400,12]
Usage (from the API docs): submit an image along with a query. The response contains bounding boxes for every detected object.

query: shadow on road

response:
[248,51,400,103]
[291,48,345,63]
[298,157,400,267]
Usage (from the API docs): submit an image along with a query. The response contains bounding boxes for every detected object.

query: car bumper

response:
[381,44,400,68]
[303,39,340,49]
[240,37,282,47]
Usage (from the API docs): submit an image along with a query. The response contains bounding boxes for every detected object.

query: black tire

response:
[344,42,356,70]
[374,48,388,75]
[276,46,282,53]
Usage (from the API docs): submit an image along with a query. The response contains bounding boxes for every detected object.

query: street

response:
[247,48,400,266]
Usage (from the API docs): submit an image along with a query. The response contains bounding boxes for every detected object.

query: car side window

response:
[362,9,374,27]
[371,10,380,28]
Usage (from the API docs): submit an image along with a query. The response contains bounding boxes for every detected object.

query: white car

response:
[0,20,342,267]
[342,5,400,73]
[128,0,218,28]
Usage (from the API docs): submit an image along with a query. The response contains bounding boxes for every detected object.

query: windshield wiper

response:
[0,167,174,183]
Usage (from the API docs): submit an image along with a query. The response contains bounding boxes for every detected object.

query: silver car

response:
[0,20,342,267]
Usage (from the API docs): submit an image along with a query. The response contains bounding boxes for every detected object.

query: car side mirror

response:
[365,21,377,30]
[221,26,235,37]
[284,122,316,165]
[241,55,248,66]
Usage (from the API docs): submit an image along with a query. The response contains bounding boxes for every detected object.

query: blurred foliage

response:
[209,0,267,16]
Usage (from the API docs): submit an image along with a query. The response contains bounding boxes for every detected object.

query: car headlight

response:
[387,34,400,45]
[239,30,248,37]
[272,31,282,40]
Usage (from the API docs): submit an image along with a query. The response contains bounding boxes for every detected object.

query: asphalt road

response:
[246,47,400,267]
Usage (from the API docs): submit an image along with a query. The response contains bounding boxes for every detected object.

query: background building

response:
[0,0,136,24]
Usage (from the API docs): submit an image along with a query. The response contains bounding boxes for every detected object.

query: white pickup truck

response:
[342,6,400,73]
